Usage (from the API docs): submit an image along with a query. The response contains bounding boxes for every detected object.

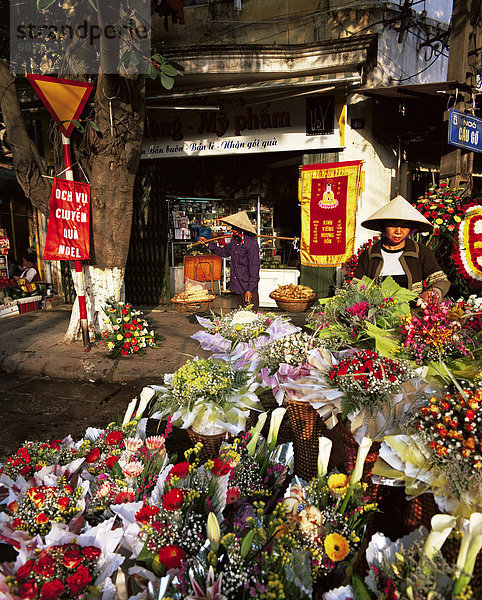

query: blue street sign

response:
[448,109,482,152]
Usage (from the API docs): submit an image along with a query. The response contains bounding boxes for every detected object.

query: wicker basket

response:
[284,397,324,480]
[401,493,437,533]
[339,422,381,483]
[186,428,227,462]
[171,298,215,313]
[269,292,317,313]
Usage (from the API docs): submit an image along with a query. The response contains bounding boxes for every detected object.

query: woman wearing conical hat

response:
[353,195,450,302]
[199,211,261,311]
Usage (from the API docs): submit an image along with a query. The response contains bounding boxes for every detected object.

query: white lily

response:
[267,407,286,451]
[454,512,482,594]
[121,397,137,427]
[246,412,268,456]
[207,512,221,552]
[136,387,156,419]
[317,436,332,478]
[423,514,456,560]
[349,436,373,485]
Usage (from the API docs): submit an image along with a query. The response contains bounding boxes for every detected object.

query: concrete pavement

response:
[0,296,308,384]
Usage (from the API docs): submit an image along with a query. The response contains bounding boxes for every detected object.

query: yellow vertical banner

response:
[300,160,363,267]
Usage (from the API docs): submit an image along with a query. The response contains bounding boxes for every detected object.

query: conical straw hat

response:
[220,210,257,234]
[361,195,433,233]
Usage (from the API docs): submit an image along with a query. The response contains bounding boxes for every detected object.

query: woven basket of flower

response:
[401,492,437,533]
[269,292,317,313]
[338,421,381,484]
[284,397,324,481]
[186,428,227,462]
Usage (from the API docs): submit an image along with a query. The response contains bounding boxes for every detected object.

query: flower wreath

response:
[452,201,482,289]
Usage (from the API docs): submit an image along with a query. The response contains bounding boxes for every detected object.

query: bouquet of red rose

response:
[3,542,102,599]
[329,349,413,419]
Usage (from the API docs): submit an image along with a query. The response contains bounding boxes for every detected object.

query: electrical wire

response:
[396,51,444,81]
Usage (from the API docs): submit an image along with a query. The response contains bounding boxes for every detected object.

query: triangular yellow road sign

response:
[27,74,93,137]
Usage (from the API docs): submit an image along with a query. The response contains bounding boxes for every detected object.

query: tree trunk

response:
[64,72,145,341]
[64,266,125,342]
[0,60,51,215]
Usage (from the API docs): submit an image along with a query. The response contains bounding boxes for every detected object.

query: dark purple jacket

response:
[208,234,260,294]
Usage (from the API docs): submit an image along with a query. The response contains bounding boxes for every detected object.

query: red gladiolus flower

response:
[39,579,65,600]
[211,458,232,476]
[105,455,120,469]
[440,182,448,187]
[121,349,128,356]
[466,409,475,421]
[162,488,184,511]
[125,331,132,338]
[135,504,160,524]
[17,581,38,599]
[85,447,101,463]
[156,545,186,569]
[121,309,128,315]
[130,338,138,345]
[124,342,130,349]
[66,565,92,594]
[133,346,139,352]
[168,462,190,479]
[433,228,440,236]
[15,560,34,581]
[105,431,123,446]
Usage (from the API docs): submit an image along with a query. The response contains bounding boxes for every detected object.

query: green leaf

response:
[149,63,158,80]
[71,120,85,133]
[161,63,180,77]
[89,120,100,132]
[160,73,174,90]
[128,51,139,67]
[363,322,399,358]
[37,0,57,9]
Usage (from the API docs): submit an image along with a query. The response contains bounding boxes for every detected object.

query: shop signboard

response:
[141,94,345,158]
[43,177,91,260]
[448,108,482,152]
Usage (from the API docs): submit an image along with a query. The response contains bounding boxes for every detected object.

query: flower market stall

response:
[1,274,482,599]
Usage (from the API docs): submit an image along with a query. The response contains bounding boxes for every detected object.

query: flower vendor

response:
[199,210,261,311]
[352,195,450,303]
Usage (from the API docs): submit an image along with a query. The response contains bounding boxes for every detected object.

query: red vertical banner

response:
[300,161,363,266]
[43,178,91,261]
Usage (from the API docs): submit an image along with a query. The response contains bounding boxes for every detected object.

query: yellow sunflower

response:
[324,532,350,562]
[327,473,350,495]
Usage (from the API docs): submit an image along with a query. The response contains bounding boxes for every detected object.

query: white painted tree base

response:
[64,266,125,342]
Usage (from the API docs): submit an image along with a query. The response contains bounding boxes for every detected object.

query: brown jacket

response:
[352,239,450,297]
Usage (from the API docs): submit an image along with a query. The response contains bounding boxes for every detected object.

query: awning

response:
[356,80,474,99]
[146,71,361,102]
